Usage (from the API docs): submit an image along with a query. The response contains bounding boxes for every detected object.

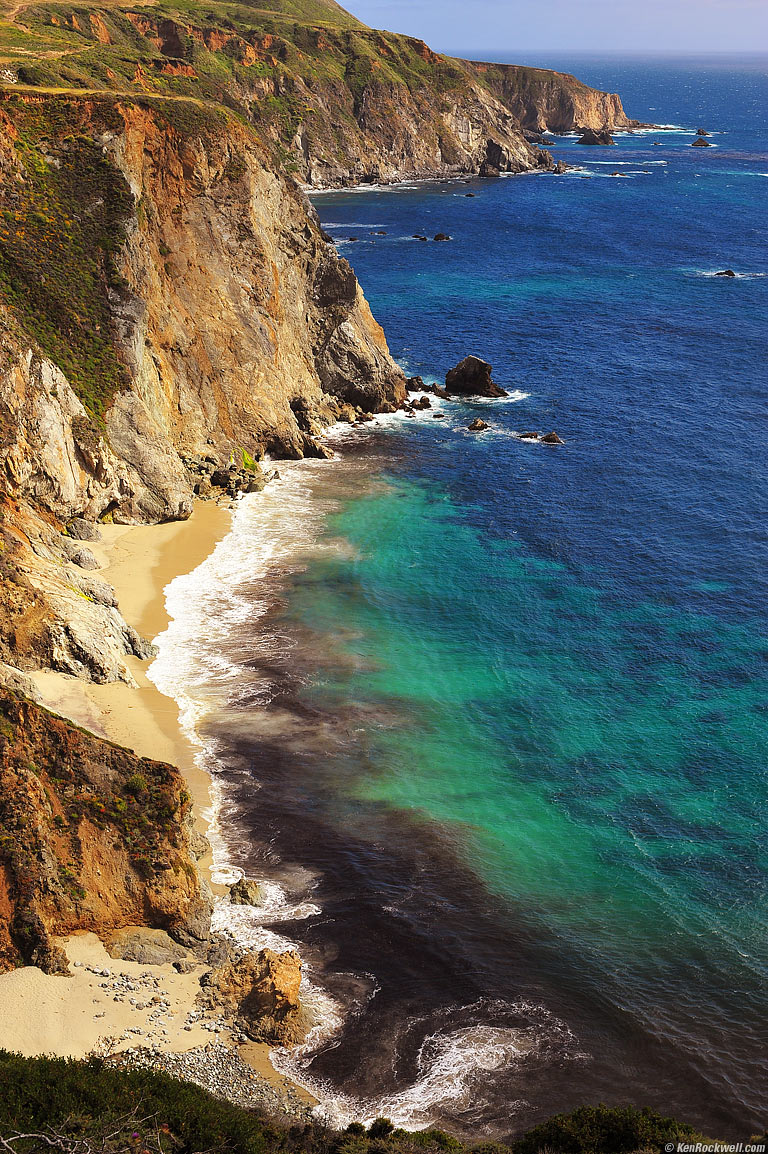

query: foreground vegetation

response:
[0,1050,723,1154]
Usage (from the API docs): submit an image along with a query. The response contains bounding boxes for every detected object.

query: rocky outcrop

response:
[0,95,406,680]
[229,878,265,907]
[576,128,615,146]
[468,62,638,134]
[692,138,711,148]
[200,947,307,1045]
[0,687,212,973]
[445,356,508,398]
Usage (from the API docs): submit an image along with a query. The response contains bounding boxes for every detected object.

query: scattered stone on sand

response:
[445,355,508,398]
[65,517,102,542]
[111,1043,314,1121]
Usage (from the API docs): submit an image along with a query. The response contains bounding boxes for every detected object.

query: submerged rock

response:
[576,128,615,145]
[445,355,508,398]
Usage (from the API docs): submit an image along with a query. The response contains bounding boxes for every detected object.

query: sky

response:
[345,0,768,56]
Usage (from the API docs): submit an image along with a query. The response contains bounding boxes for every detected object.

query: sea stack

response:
[576,128,616,145]
[445,356,508,398]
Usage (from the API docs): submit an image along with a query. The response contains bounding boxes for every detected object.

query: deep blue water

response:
[165,58,768,1139]
[301,57,768,1135]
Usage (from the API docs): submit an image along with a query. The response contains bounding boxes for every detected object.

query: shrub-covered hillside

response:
[0,1050,721,1154]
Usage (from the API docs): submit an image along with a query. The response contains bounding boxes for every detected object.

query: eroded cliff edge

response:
[0,94,405,685]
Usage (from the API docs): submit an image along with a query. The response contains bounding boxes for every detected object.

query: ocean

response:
[149,56,768,1140]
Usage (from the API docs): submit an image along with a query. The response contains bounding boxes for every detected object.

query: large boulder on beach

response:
[106,927,191,967]
[445,356,508,398]
[576,128,615,146]
[200,947,308,1045]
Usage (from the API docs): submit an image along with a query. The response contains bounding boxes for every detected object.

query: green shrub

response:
[511,1103,705,1154]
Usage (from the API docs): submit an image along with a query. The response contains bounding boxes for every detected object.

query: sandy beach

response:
[0,497,315,1108]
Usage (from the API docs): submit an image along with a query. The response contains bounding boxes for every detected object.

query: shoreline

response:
[0,495,317,1114]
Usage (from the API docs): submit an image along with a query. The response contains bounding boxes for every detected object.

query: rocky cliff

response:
[0,685,211,973]
[468,62,637,134]
[0,92,405,682]
[0,1,639,188]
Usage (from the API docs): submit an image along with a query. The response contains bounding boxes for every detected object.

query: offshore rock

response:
[468,418,489,431]
[715,270,736,278]
[200,948,307,1045]
[576,128,615,145]
[445,356,508,398]
[541,431,565,444]
[692,138,711,148]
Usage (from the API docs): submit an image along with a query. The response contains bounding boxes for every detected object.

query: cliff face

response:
[467,62,636,134]
[0,3,638,190]
[0,686,211,973]
[0,93,405,681]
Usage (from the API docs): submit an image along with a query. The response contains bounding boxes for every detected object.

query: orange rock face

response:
[201,948,308,1045]
[0,688,211,973]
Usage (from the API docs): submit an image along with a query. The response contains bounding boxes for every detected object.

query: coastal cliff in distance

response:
[0,0,639,974]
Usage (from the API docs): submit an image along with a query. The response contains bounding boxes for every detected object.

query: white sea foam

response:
[284,999,582,1131]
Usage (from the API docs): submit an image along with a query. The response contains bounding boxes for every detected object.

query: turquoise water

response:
[181,57,768,1137]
